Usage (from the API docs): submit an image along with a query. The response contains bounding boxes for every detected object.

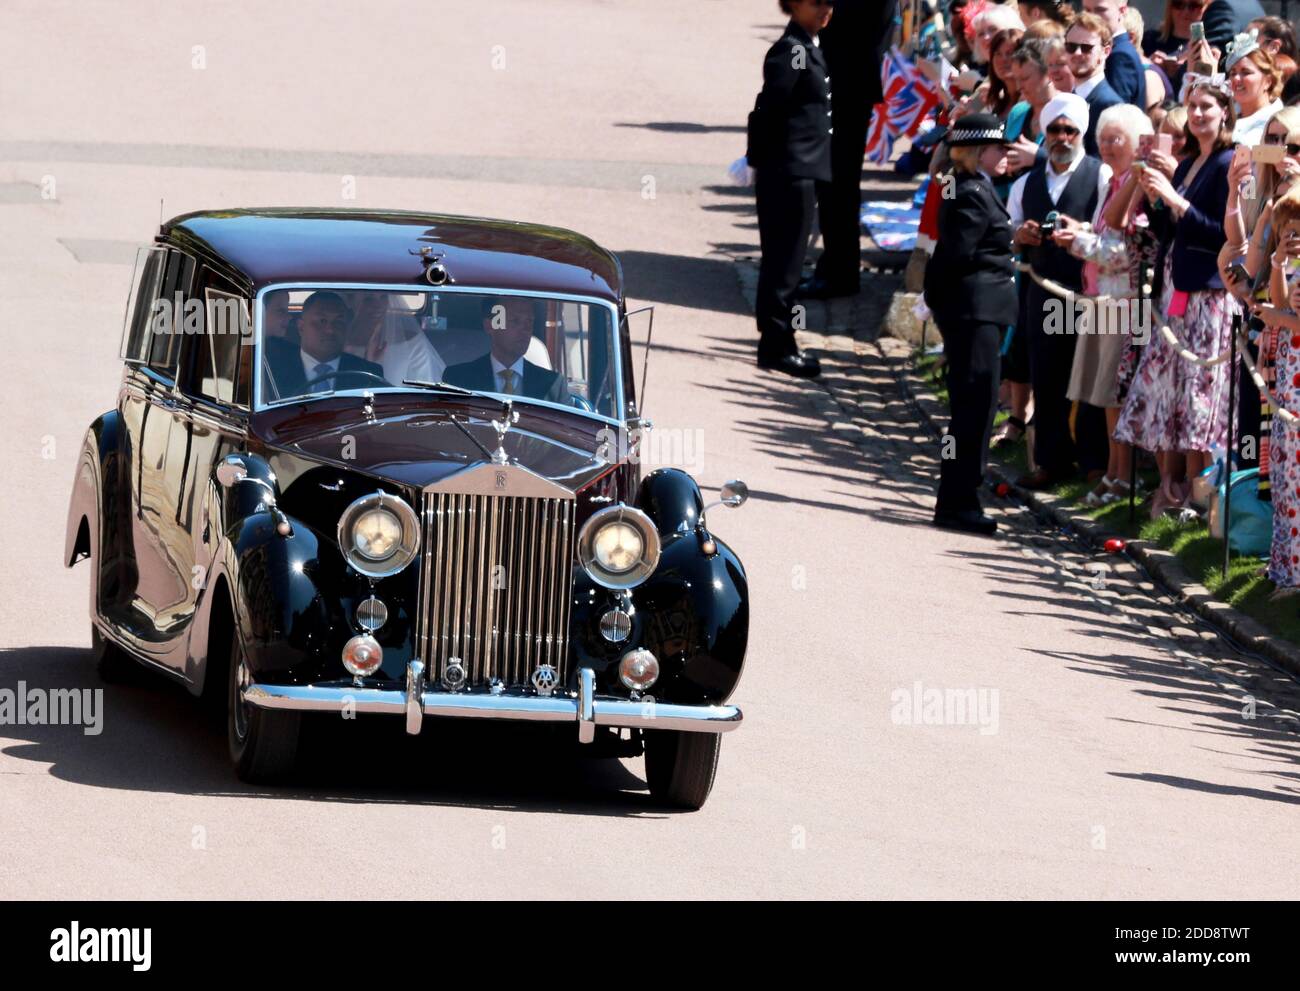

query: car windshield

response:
[257,287,621,420]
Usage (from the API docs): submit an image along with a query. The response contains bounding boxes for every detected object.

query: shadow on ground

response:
[0,645,670,817]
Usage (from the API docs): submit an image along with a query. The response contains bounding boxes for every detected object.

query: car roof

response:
[160,208,624,303]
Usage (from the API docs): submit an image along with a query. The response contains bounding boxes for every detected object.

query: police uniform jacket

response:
[746,22,834,181]
[923,170,1018,327]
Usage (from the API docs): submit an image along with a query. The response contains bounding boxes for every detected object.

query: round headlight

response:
[577,505,660,589]
[352,507,403,560]
[338,491,420,577]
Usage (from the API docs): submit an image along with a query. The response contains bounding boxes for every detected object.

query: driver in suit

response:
[443,296,569,404]
[262,291,386,400]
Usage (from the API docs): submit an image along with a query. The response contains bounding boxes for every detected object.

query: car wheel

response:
[90,624,135,683]
[227,635,300,783]
[644,730,721,810]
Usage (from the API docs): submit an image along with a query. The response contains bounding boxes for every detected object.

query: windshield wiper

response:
[402,379,480,397]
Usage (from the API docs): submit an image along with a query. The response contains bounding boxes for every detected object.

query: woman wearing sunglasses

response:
[1143,0,1210,94]
[1219,107,1300,475]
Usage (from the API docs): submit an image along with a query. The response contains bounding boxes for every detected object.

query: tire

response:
[227,635,300,783]
[90,624,135,683]
[644,730,721,810]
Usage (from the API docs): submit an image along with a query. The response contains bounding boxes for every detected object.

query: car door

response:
[119,247,196,652]
[165,272,253,678]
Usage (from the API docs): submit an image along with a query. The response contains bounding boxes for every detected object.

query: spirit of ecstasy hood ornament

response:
[490,400,520,465]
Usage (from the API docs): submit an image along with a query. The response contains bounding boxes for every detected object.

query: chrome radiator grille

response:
[417,493,576,688]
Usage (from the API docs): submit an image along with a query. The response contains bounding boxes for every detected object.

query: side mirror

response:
[719,479,749,508]
[215,455,249,488]
[702,479,749,514]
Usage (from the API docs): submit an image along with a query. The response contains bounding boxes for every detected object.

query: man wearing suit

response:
[442,296,568,405]
[262,291,386,401]
[1065,14,1123,158]
[1082,0,1146,108]
[798,0,899,301]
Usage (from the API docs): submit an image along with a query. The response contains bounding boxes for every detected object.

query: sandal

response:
[1083,475,1115,507]
[991,416,1026,449]
[1099,477,1142,505]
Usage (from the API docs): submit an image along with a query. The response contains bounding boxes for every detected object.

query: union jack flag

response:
[865,47,941,164]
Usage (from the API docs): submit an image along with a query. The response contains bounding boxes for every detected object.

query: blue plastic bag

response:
[1209,468,1271,558]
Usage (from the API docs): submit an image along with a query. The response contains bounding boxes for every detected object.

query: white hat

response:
[1038,93,1090,137]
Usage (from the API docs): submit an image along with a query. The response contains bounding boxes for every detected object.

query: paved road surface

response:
[2,1,1298,899]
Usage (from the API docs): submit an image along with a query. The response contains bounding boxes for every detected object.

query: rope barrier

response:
[1016,261,1236,368]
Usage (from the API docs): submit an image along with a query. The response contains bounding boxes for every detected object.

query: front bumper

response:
[242,662,743,742]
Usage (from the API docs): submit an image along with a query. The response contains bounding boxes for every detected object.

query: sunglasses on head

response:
[1046,123,1080,137]
[1064,41,1097,54]
[1169,0,1206,10]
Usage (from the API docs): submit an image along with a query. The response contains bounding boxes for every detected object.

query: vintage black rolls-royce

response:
[65,209,748,808]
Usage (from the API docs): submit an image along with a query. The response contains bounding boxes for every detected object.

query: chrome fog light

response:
[599,608,632,643]
[618,648,659,691]
[342,634,383,678]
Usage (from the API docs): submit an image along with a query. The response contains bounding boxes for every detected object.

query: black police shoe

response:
[931,509,998,536]
[795,277,859,299]
[758,350,822,378]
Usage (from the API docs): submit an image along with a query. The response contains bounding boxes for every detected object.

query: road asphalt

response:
[2,1,1298,899]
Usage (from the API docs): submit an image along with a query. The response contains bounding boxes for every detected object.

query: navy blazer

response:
[1153,147,1234,293]
[442,353,569,406]
[923,171,1018,327]
[262,336,386,400]
[1082,78,1122,158]
[1106,33,1147,108]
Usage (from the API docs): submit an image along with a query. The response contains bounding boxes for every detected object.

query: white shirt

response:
[1072,71,1106,100]
[301,349,338,384]
[1007,151,1113,227]
[489,355,526,395]
[1233,99,1284,147]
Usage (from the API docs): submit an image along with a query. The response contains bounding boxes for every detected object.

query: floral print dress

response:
[1113,254,1238,452]
[1269,329,1300,588]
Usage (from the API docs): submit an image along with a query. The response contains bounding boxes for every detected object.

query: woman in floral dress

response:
[1114,80,1239,518]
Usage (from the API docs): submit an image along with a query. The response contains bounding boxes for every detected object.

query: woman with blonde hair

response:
[923,114,1017,535]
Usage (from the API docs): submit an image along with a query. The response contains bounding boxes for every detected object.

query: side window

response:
[121,247,166,364]
[147,250,196,378]
[195,289,252,407]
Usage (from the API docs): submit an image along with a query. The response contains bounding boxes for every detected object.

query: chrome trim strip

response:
[578,667,595,744]
[242,681,743,734]
[405,660,425,735]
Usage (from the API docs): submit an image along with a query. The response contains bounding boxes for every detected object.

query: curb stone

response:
[877,333,1300,681]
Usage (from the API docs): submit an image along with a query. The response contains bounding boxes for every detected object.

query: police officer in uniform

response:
[923,114,1017,536]
[747,0,836,379]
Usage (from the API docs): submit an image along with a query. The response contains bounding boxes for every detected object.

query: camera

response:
[1040,211,1060,236]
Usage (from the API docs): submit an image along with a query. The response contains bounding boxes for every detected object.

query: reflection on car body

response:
[64,208,750,810]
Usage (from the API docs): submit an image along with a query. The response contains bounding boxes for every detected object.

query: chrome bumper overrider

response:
[242,662,743,741]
